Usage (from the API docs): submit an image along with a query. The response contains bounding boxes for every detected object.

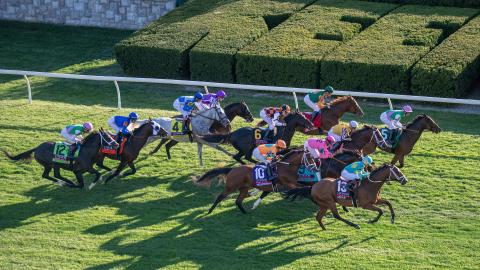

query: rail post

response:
[292,91,299,109]
[114,80,121,109]
[24,75,32,104]
[387,98,393,110]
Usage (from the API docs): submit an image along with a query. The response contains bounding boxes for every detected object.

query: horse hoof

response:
[88,182,96,190]
[353,224,361,229]
[391,218,395,224]
[56,180,66,187]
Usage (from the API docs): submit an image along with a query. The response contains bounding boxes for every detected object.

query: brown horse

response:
[90,120,167,189]
[195,150,362,214]
[338,125,389,153]
[257,96,364,135]
[285,164,407,230]
[363,114,441,167]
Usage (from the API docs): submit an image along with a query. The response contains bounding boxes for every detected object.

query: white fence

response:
[1,68,480,109]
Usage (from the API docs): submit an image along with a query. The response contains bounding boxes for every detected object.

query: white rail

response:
[1,68,480,109]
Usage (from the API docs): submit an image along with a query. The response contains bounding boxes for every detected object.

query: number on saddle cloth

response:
[171,118,187,135]
[297,165,321,184]
[253,128,273,145]
[380,128,402,148]
[336,179,352,200]
[252,164,276,187]
[53,142,79,164]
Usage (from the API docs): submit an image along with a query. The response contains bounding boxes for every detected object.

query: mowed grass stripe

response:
[236,0,397,88]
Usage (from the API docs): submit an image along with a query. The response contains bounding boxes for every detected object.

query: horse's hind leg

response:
[252,191,270,210]
[104,161,128,184]
[121,162,137,178]
[150,139,169,155]
[376,199,395,224]
[316,208,328,230]
[331,204,360,229]
[52,166,76,187]
[88,168,102,190]
[41,166,61,185]
[342,206,349,213]
[165,140,178,160]
[244,150,257,164]
[73,171,85,189]
[208,192,228,214]
[235,188,249,214]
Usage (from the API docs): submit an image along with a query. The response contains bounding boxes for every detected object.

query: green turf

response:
[1,21,479,270]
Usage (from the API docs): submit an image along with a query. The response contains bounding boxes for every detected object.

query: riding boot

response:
[347,181,358,208]
[69,143,77,159]
[116,132,123,159]
[264,129,272,142]
[311,111,319,121]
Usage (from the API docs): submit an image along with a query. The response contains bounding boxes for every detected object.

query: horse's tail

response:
[198,133,230,144]
[283,186,313,203]
[2,147,37,161]
[194,167,233,188]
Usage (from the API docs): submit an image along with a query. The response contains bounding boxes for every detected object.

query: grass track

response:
[0,22,479,269]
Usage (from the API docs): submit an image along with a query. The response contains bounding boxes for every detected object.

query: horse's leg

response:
[244,151,257,164]
[52,166,76,187]
[376,199,395,224]
[235,188,249,214]
[398,155,405,168]
[88,168,103,190]
[390,154,400,167]
[208,192,228,214]
[120,162,137,177]
[41,166,62,185]
[96,155,112,171]
[331,204,360,229]
[73,171,85,189]
[150,139,169,155]
[104,161,128,184]
[197,142,203,166]
[363,204,384,224]
[233,151,246,165]
[252,191,270,210]
[316,208,328,230]
[342,206,349,213]
[165,140,178,160]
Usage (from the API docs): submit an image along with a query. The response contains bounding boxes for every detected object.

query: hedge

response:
[320,5,477,93]
[358,0,480,8]
[411,15,480,97]
[115,0,314,81]
[236,0,397,88]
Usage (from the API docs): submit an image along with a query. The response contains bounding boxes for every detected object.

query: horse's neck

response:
[130,129,151,149]
[405,121,425,143]
[279,122,297,146]
[328,101,349,118]
[347,130,371,149]
[79,136,101,158]
[192,111,215,135]
[361,171,387,191]
[224,104,238,121]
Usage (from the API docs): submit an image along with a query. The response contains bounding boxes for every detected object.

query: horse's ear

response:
[149,117,152,122]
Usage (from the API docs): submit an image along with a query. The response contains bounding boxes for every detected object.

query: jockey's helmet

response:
[129,112,138,120]
[194,92,203,100]
[325,135,336,145]
[83,122,93,132]
[325,85,334,93]
[402,105,413,113]
[216,90,226,98]
[281,104,291,113]
[349,120,359,128]
[276,140,287,149]
[362,155,373,165]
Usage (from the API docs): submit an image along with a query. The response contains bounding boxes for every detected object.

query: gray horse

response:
[150,105,231,165]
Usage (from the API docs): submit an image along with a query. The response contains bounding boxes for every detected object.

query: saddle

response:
[252,162,278,188]
[380,128,402,149]
[253,127,281,145]
[303,112,322,128]
[101,134,127,158]
[297,152,321,185]
[336,178,359,207]
[53,142,80,164]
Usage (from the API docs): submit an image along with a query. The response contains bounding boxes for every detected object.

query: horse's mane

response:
[279,147,304,160]
[224,102,241,110]
[369,163,391,178]
[133,120,151,135]
[83,131,98,143]
[406,114,428,128]
[330,95,352,105]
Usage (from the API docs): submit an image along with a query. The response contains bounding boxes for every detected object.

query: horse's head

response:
[420,114,441,133]
[371,164,408,185]
[206,105,230,127]
[285,110,314,131]
[346,96,364,117]
[239,101,254,123]
[98,128,119,149]
[134,119,167,137]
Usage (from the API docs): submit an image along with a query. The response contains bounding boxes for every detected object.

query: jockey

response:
[259,104,291,139]
[107,112,138,142]
[60,122,93,144]
[380,105,413,130]
[252,140,287,163]
[327,120,358,142]
[173,92,207,131]
[341,155,373,182]
[304,136,336,166]
[202,90,226,108]
[304,85,334,119]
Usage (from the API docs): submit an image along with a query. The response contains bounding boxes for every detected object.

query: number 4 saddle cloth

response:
[252,163,278,187]
[52,142,80,164]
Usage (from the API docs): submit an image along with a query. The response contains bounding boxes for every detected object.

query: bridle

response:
[99,131,118,147]
[371,128,389,149]
[367,165,406,184]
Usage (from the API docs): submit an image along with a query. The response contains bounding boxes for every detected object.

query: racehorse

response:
[91,120,166,188]
[200,110,315,164]
[337,125,390,152]
[285,164,407,230]
[150,102,254,162]
[257,96,364,135]
[2,129,118,188]
[150,104,231,166]
[195,150,362,214]
[362,114,441,167]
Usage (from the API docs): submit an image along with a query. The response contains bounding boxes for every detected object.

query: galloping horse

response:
[91,120,166,188]
[151,104,231,166]
[195,150,362,214]
[200,111,314,164]
[257,96,364,135]
[363,114,441,167]
[285,164,407,230]
[3,130,118,188]
[150,102,253,163]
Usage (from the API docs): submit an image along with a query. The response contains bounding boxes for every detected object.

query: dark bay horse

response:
[257,96,364,135]
[338,125,389,152]
[2,130,117,188]
[285,164,407,230]
[200,111,314,164]
[91,120,166,188]
[150,102,254,160]
[195,150,362,214]
[363,114,441,167]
